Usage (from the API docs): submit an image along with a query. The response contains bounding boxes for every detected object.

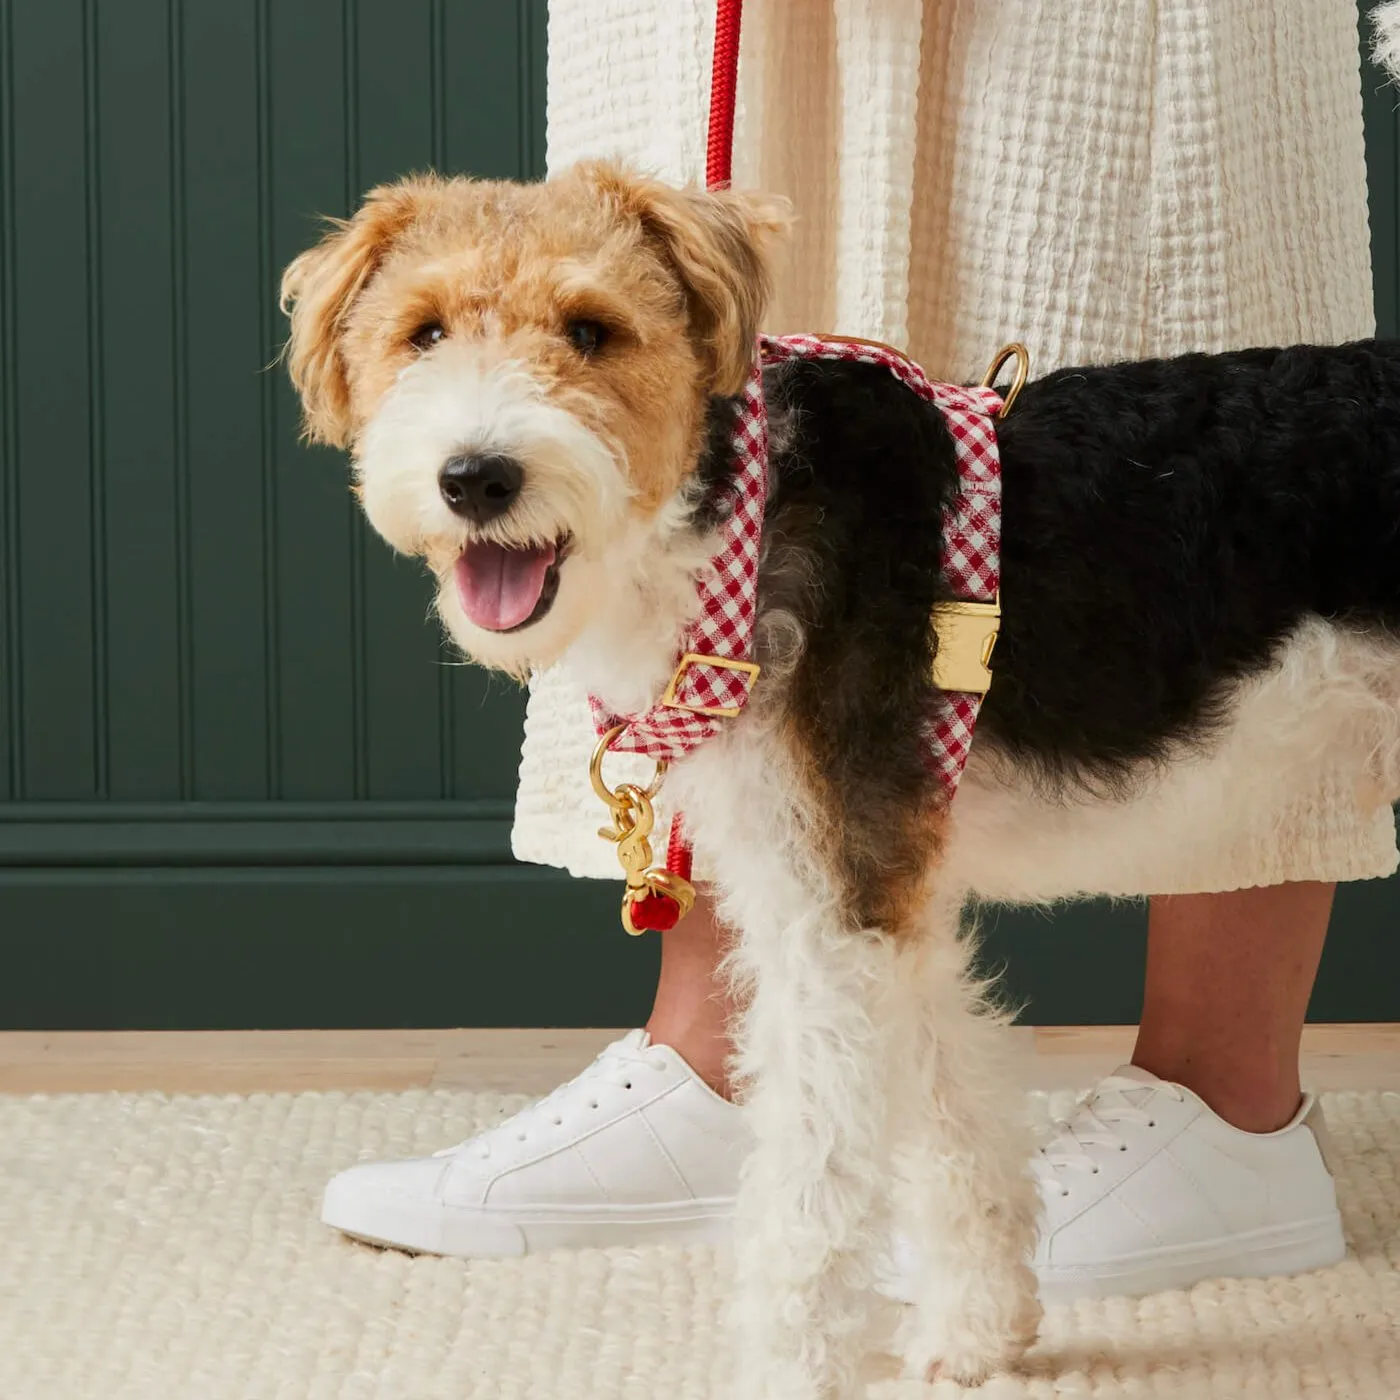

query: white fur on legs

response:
[673,734,904,1400]
[728,904,901,1400]
[887,893,1042,1385]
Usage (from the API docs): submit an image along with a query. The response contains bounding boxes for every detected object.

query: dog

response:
[280,160,1400,1397]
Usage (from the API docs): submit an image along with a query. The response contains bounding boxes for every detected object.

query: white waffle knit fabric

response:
[514,0,1399,889]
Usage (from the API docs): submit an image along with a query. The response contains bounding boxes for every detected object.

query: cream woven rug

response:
[2,1088,1397,1399]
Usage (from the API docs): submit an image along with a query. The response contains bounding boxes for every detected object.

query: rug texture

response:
[1,1088,1397,1399]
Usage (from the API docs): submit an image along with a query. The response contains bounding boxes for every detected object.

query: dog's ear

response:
[279,181,428,447]
[579,162,791,396]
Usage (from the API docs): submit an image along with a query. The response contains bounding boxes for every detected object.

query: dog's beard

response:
[563,493,719,714]
[352,342,706,684]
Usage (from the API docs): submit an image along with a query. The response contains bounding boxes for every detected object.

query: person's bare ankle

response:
[644,1018,734,1099]
[1130,1049,1302,1134]
[643,896,738,1099]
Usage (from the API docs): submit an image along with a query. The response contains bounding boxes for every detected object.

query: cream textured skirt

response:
[513,0,1399,892]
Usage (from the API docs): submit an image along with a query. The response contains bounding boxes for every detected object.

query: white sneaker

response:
[880,1065,1345,1306]
[1030,1065,1345,1303]
[321,1030,749,1256]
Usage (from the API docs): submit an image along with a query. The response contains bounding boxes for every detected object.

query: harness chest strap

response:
[587,336,1026,934]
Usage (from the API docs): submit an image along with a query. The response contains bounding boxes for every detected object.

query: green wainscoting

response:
[0,1,1396,1028]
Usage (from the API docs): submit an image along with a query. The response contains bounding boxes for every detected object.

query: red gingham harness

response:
[589,332,1004,800]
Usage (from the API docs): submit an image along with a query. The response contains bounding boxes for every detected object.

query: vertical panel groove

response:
[168,0,194,797]
[1387,88,1397,338]
[344,0,368,799]
[517,0,531,177]
[0,0,20,797]
[1393,99,1400,336]
[1370,0,1400,341]
[430,0,445,170]
[256,0,280,798]
[82,0,108,796]
[430,0,452,796]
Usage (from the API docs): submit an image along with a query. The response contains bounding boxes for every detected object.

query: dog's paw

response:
[896,1260,1041,1387]
[923,1322,1037,1389]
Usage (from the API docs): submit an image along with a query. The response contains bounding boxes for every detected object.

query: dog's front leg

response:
[887,892,1042,1385]
[724,892,902,1400]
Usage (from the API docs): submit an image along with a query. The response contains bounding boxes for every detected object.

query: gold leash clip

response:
[589,726,695,935]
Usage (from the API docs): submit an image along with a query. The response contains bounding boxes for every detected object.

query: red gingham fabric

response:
[590,333,1003,800]
[589,358,769,760]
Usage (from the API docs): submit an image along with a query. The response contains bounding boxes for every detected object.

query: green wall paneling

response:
[0,0,1396,1028]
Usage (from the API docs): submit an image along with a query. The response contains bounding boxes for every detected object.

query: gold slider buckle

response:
[660,652,761,718]
[931,596,1001,695]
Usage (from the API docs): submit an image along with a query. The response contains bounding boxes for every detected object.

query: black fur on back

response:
[753,341,1400,918]
[988,340,1400,783]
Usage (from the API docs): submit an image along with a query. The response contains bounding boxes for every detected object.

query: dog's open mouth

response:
[454,536,569,633]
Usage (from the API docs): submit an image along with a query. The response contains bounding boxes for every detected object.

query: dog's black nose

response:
[438,453,524,523]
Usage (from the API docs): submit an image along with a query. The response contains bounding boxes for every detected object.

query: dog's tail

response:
[1372,1,1400,82]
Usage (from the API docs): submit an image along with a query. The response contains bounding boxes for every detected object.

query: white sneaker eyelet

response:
[1119,1144,1128,1152]
[589,1101,599,1110]
[1061,1189,1071,1198]
[1148,1120,1157,1128]
[1092,1167,1100,1175]
[623,1082,633,1090]
[553,1117,563,1126]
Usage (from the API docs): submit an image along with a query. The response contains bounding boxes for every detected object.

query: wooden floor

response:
[1,1025,1398,1096]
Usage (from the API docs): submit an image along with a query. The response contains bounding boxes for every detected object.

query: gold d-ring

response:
[589,725,667,813]
[981,342,1030,418]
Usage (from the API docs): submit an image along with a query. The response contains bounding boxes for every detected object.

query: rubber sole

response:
[1035,1212,1348,1306]
[321,1178,735,1258]
[877,1212,1346,1307]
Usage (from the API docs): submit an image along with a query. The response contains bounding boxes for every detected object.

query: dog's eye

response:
[410,321,446,351]
[565,319,609,356]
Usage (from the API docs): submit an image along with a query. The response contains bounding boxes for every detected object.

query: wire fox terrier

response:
[282,159,1400,1396]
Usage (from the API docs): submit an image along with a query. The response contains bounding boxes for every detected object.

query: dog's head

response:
[279,161,788,678]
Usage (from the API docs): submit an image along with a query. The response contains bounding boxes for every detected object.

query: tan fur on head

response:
[572,162,790,396]
[279,177,444,447]
[276,160,790,679]
[280,162,788,450]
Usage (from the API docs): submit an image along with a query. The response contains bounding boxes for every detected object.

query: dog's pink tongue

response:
[455,541,556,631]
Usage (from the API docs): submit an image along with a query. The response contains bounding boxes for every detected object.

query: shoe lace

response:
[1033,1074,1185,1196]
[435,1036,671,1162]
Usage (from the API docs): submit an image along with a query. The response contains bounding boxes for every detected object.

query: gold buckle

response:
[981,342,1030,418]
[931,595,1001,694]
[661,652,761,718]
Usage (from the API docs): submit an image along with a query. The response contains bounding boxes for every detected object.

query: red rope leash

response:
[628,2,741,933]
[706,0,743,189]
[666,815,695,887]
